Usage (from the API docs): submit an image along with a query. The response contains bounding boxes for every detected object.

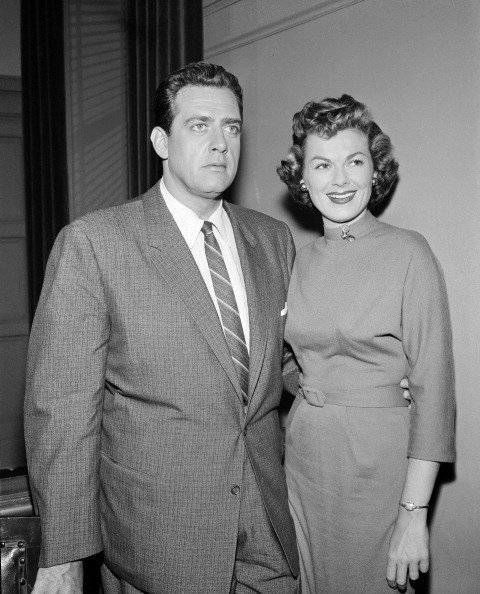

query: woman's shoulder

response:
[295,237,321,259]
[375,219,432,255]
[374,220,446,284]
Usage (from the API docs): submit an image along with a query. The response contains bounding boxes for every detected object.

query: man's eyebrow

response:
[184,115,242,127]
[223,118,242,125]
[185,115,214,124]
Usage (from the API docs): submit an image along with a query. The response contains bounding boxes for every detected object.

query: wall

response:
[0,0,21,76]
[204,1,480,592]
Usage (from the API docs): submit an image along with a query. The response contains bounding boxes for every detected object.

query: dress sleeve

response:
[281,227,300,395]
[402,236,455,462]
[24,221,109,566]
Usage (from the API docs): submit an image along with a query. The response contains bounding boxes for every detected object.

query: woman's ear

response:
[150,126,169,159]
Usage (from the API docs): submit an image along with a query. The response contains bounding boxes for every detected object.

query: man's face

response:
[152,85,242,214]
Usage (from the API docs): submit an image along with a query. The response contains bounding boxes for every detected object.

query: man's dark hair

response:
[153,62,243,134]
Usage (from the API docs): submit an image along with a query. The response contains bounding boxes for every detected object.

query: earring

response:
[300,180,308,192]
[372,174,377,186]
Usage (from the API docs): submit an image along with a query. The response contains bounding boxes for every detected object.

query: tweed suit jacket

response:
[24,181,299,593]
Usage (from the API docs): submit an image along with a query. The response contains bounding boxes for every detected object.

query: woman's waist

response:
[297,381,408,408]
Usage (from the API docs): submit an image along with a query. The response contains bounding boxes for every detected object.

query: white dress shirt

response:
[161,179,250,352]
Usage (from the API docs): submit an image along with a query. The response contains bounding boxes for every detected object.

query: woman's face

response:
[302,128,375,228]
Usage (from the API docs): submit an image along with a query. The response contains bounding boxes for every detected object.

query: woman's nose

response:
[332,168,348,186]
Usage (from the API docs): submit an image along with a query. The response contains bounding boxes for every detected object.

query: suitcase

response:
[1,475,40,593]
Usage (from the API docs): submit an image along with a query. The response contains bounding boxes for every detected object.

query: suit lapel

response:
[224,203,270,405]
[143,184,242,399]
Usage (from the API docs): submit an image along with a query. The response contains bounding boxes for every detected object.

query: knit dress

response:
[284,211,455,594]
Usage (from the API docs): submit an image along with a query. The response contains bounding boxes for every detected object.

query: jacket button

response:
[230,485,240,495]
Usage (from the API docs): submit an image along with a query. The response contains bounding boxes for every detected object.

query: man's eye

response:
[225,125,241,135]
[192,123,207,132]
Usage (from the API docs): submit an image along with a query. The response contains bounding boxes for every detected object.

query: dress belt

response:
[298,384,409,408]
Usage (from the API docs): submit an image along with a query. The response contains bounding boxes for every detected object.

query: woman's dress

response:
[284,211,455,593]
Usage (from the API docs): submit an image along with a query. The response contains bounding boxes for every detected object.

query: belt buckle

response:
[302,387,327,407]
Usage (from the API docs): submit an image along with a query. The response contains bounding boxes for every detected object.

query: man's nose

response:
[210,127,228,153]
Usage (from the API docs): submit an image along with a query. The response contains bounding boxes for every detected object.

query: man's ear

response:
[151,126,169,159]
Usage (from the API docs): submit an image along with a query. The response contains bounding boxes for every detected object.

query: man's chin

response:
[198,181,234,198]
[201,169,235,187]
[198,190,227,200]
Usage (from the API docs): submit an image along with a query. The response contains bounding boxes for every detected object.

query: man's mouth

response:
[326,190,356,204]
[204,163,227,170]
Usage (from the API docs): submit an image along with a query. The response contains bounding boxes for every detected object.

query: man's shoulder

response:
[58,196,149,250]
[226,202,290,235]
[74,198,142,228]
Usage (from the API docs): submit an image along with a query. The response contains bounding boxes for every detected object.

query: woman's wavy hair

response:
[277,94,398,208]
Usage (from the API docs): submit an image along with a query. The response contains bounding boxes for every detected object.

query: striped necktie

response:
[201,221,249,407]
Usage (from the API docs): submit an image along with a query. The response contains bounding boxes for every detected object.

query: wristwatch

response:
[399,501,429,511]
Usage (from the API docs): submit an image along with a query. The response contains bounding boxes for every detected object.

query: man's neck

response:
[162,178,222,220]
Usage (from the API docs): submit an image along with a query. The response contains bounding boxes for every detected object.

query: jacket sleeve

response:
[402,237,455,462]
[24,221,109,566]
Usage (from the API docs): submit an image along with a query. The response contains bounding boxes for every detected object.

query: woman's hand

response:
[386,508,429,590]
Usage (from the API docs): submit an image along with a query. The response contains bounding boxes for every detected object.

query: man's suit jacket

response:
[24,182,299,593]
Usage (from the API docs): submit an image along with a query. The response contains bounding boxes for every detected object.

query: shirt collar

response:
[160,178,228,249]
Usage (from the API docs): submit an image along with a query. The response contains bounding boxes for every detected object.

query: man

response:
[25,62,299,593]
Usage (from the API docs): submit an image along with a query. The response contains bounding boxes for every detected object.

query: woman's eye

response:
[315,162,330,170]
[349,158,364,166]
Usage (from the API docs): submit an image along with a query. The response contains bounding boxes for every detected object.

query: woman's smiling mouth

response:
[326,190,356,204]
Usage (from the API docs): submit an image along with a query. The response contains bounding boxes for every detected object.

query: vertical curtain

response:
[21,0,69,322]
[125,0,204,198]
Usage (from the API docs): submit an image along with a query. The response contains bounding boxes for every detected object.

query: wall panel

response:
[0,76,29,469]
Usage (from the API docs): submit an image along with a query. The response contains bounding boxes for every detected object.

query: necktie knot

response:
[201,221,214,236]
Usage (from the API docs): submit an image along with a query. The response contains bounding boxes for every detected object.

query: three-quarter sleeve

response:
[402,236,455,462]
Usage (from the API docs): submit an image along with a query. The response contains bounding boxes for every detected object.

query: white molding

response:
[204,0,365,58]
[203,0,243,16]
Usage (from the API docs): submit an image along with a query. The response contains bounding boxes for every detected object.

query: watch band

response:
[399,501,429,512]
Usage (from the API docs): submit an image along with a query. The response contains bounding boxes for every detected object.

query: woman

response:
[277,95,455,593]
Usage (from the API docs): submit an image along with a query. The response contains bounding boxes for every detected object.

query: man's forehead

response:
[174,85,240,117]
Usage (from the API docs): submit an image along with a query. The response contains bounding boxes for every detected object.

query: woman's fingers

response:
[386,559,408,590]
[419,557,429,573]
